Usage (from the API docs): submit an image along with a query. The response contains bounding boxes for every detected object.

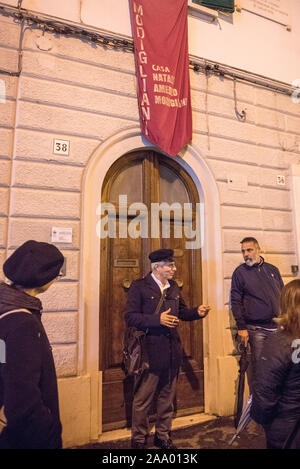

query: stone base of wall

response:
[58,375,92,448]
[216,355,249,416]
[204,355,249,417]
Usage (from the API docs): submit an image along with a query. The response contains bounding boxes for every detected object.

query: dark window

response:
[191,0,235,13]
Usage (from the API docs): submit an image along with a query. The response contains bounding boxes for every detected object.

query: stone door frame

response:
[80,127,224,439]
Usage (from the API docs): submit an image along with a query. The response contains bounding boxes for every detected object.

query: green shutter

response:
[191,0,235,13]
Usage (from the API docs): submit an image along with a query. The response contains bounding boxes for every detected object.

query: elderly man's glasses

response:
[164,262,176,269]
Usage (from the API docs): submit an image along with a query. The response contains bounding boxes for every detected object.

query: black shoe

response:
[154,435,177,449]
[131,440,146,449]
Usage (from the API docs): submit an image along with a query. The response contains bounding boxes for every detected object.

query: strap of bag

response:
[153,290,166,316]
[130,291,166,340]
[0,308,32,320]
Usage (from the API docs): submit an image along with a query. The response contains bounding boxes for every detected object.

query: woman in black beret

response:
[0,240,64,449]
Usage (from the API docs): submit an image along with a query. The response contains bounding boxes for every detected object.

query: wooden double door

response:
[100,151,204,430]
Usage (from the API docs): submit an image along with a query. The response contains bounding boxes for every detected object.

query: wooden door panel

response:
[161,223,198,360]
[175,369,204,415]
[102,219,142,429]
[107,220,142,367]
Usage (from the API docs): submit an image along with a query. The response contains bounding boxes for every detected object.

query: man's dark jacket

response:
[230,257,284,330]
[124,273,200,372]
[0,282,62,449]
[251,330,300,449]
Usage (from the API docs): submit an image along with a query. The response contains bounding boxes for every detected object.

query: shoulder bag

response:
[122,291,166,377]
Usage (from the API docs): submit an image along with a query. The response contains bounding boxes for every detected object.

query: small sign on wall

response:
[277,175,286,186]
[51,227,73,243]
[0,79,6,104]
[240,0,291,27]
[53,139,70,156]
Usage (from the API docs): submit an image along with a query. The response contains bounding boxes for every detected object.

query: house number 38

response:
[53,139,70,155]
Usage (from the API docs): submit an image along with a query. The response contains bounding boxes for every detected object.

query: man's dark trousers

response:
[132,370,177,444]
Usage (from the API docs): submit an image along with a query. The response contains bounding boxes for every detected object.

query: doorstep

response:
[96,413,217,443]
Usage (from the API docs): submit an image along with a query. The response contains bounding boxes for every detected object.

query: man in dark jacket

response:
[125,249,210,450]
[230,237,284,385]
[0,240,64,449]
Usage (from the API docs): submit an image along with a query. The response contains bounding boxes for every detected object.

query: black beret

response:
[3,240,64,288]
[149,249,174,263]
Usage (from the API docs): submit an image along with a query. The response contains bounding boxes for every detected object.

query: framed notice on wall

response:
[240,0,291,27]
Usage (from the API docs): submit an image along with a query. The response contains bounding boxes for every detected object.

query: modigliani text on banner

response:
[130,0,192,157]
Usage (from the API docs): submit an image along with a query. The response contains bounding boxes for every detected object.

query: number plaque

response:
[53,139,70,156]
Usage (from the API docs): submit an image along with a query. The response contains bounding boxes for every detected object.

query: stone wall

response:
[1,12,300,443]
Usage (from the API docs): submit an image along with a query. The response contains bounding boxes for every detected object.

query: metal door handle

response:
[122,279,132,290]
[176,279,183,288]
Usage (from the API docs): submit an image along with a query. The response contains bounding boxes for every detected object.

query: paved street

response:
[74,416,266,450]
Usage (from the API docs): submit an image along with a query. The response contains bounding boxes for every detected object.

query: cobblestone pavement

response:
[74,416,266,450]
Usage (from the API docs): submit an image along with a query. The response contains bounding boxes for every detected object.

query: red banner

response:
[130,0,192,157]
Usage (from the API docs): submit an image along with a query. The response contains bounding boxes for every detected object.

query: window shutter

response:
[191,0,235,13]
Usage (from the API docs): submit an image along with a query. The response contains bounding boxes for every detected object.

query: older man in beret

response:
[125,249,210,449]
[0,240,64,449]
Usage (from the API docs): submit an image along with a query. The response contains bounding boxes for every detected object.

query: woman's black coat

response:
[0,283,62,449]
[251,330,300,449]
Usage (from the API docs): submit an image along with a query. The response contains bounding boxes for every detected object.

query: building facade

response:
[1,0,300,447]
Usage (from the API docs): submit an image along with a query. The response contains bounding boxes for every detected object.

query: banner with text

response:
[130,0,192,157]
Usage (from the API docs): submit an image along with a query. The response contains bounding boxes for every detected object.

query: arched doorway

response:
[100,150,204,430]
